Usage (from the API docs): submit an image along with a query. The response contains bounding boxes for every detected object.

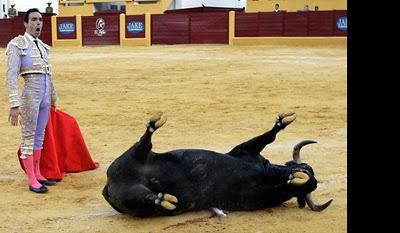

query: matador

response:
[5,8,57,193]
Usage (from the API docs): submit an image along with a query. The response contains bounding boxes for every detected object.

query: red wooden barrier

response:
[190,13,228,44]
[40,14,53,45]
[235,12,258,37]
[152,12,228,44]
[333,10,347,36]
[0,14,52,47]
[0,19,15,47]
[234,10,347,38]
[259,12,285,36]
[82,15,120,46]
[284,12,308,36]
[151,14,190,44]
[308,11,334,36]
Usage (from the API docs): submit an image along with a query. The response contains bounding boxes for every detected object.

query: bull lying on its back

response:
[103,112,332,217]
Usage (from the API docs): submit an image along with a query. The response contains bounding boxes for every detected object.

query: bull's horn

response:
[305,193,333,212]
[292,140,317,164]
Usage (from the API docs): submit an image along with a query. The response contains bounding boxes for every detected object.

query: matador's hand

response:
[8,107,20,126]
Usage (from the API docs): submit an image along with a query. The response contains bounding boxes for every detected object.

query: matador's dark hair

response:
[24,8,41,23]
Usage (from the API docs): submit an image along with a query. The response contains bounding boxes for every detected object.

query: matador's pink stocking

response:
[22,154,43,189]
[33,149,47,180]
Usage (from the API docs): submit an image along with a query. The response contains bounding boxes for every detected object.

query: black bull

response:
[103,112,332,217]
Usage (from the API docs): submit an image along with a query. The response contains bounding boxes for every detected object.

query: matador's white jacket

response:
[5,32,57,109]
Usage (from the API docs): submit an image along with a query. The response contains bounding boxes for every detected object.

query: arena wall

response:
[0,9,346,47]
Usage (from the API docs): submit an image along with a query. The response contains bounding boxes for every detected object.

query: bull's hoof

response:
[155,193,178,210]
[287,171,310,186]
[147,112,167,132]
[276,112,296,128]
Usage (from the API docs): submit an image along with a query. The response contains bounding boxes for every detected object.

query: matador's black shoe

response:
[38,179,57,186]
[29,185,48,193]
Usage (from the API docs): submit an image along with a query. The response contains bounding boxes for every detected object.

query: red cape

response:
[18,107,99,180]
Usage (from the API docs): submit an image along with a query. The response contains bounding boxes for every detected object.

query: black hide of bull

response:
[102,112,332,217]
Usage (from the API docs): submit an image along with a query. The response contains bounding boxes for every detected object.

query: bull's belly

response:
[150,150,269,211]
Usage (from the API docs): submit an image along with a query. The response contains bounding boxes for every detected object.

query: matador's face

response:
[24,12,42,38]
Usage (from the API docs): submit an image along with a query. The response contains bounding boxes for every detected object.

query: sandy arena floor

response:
[0,44,346,233]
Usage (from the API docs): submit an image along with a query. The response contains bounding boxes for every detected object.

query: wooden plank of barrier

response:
[82,15,120,46]
[151,13,190,44]
[229,10,347,46]
[190,12,229,44]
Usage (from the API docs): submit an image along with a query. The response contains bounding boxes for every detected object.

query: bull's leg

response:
[228,112,296,156]
[132,112,167,162]
[102,184,126,213]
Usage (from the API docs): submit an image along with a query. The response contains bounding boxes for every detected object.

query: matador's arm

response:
[5,44,22,108]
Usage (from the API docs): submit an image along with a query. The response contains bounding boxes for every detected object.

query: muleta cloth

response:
[18,106,99,180]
